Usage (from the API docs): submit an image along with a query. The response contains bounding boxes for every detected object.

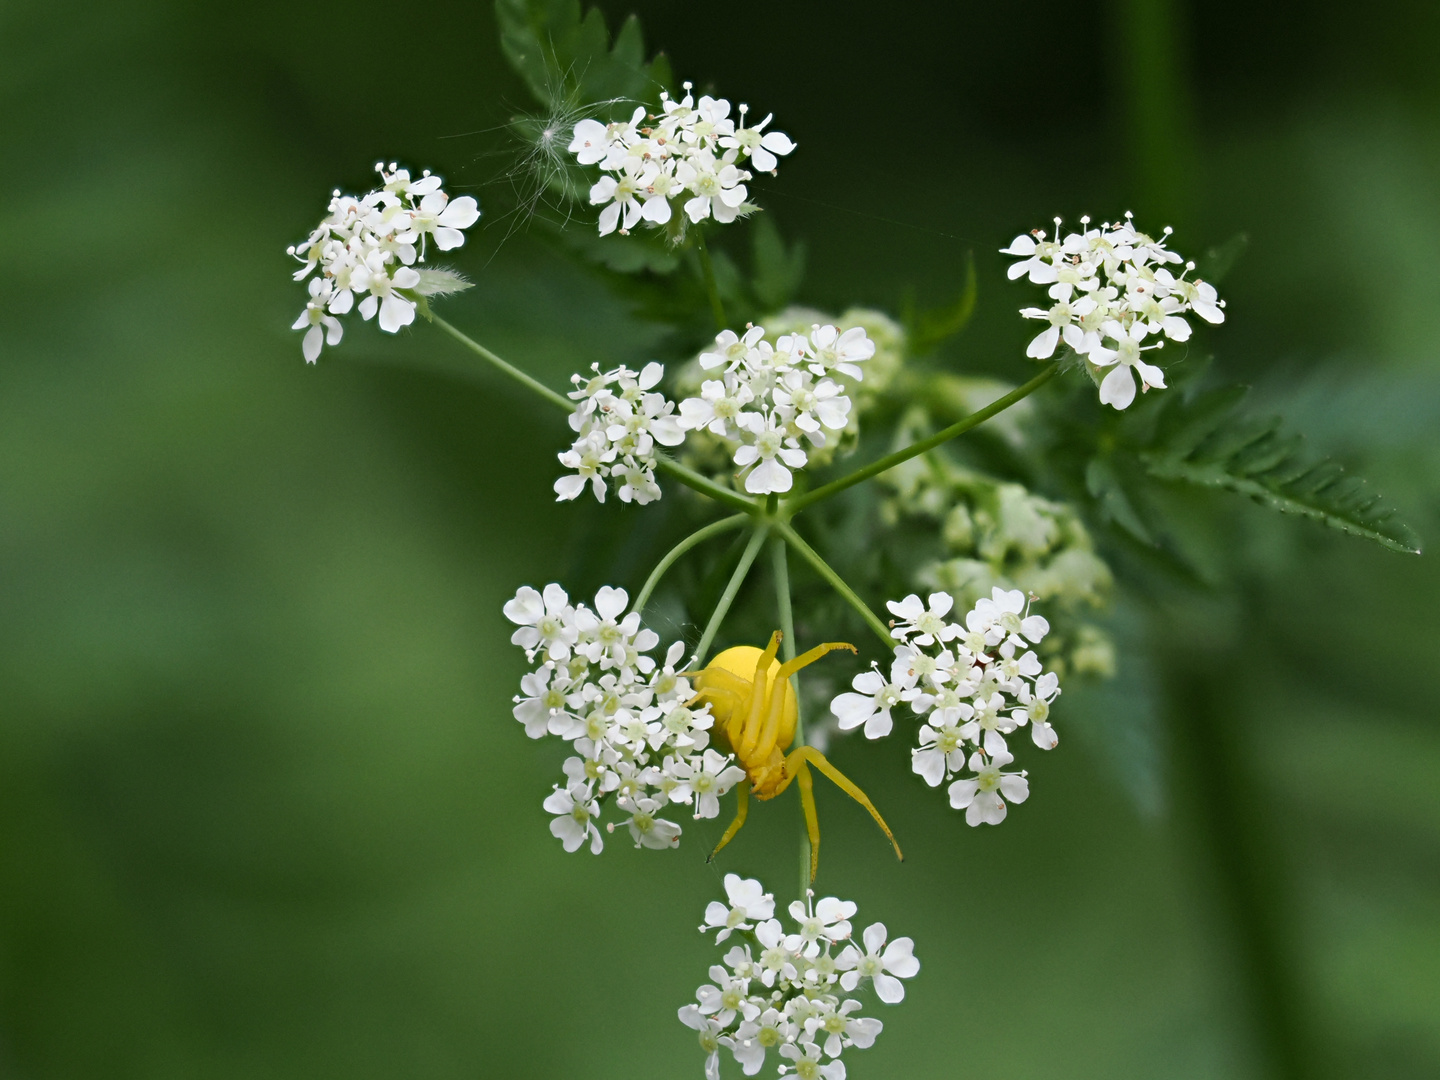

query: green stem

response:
[770,536,811,898]
[694,233,728,331]
[775,521,892,649]
[694,524,771,665]
[770,535,800,702]
[654,454,758,513]
[632,514,749,615]
[430,314,573,413]
[785,362,1061,514]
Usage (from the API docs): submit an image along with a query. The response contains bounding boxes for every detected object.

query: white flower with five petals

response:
[542,784,604,853]
[836,922,919,1002]
[947,749,1029,826]
[701,874,775,943]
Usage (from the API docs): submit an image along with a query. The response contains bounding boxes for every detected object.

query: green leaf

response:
[495,0,672,109]
[1141,387,1422,554]
[903,252,977,355]
[1086,455,1155,546]
[750,216,806,311]
[553,223,682,275]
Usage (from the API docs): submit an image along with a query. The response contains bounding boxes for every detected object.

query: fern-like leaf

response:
[496,0,672,109]
[1141,387,1421,554]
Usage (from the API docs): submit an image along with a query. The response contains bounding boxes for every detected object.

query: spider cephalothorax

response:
[690,631,903,880]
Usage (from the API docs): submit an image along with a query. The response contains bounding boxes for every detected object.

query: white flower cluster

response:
[287,163,480,363]
[505,583,744,854]
[682,875,918,1080]
[555,362,685,505]
[568,81,794,235]
[1002,213,1226,410]
[678,324,874,494]
[830,588,1060,827]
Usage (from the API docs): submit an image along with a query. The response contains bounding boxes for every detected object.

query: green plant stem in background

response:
[694,232,728,331]
[786,362,1061,514]
[431,314,574,412]
[1115,0,1196,225]
[632,514,748,614]
[1161,642,1316,1080]
[775,522,891,648]
[694,524,771,664]
[769,535,812,899]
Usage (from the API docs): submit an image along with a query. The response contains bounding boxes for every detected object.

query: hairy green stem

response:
[431,314,573,412]
[632,514,749,615]
[694,524,771,664]
[775,521,891,649]
[785,362,1061,514]
[694,233,728,331]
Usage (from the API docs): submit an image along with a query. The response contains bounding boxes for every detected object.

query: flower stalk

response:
[632,514,749,615]
[431,314,575,412]
[694,524,772,664]
[774,521,892,648]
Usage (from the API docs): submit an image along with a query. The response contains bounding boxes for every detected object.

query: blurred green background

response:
[3,1,1438,1077]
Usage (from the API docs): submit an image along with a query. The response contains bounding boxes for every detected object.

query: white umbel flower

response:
[286,163,480,362]
[611,795,682,849]
[831,587,1061,826]
[678,322,872,494]
[685,882,914,1079]
[505,582,734,856]
[778,1041,845,1080]
[669,749,747,819]
[555,361,684,505]
[1003,213,1225,409]
[568,82,795,235]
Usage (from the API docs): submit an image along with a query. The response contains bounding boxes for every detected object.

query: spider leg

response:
[758,642,858,760]
[708,780,750,862]
[689,685,745,711]
[776,641,857,679]
[786,746,904,863]
[795,763,821,882]
[750,670,792,762]
[688,670,751,749]
[739,632,783,758]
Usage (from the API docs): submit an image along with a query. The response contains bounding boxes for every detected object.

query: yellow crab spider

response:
[688,630,904,881]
